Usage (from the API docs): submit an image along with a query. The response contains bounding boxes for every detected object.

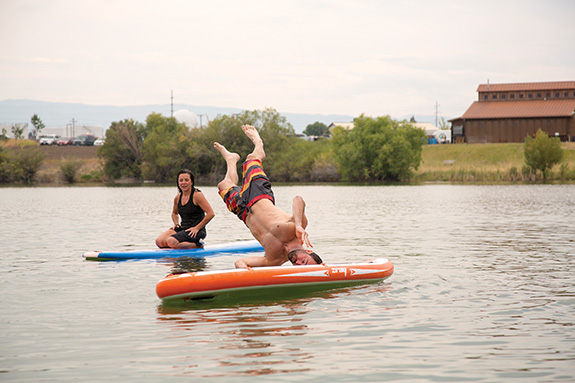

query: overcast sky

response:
[1,0,574,120]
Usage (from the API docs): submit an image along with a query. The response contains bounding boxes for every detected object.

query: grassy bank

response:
[0,141,104,184]
[34,145,103,183]
[415,142,575,182]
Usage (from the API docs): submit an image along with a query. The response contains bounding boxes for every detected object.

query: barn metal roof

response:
[460,99,575,119]
[477,81,575,92]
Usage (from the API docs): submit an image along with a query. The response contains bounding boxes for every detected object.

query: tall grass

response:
[415,143,575,182]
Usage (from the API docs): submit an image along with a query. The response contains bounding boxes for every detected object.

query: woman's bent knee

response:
[166,237,179,248]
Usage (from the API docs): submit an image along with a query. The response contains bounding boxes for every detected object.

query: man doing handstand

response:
[214,125,323,268]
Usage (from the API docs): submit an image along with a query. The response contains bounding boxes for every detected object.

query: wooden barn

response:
[450,81,575,143]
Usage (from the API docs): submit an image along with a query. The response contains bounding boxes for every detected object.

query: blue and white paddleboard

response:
[83,240,263,261]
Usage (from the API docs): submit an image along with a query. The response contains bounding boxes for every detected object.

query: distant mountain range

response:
[0,99,439,135]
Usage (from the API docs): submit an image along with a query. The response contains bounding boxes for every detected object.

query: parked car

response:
[57,137,74,146]
[73,135,97,146]
[39,134,61,145]
[93,138,105,146]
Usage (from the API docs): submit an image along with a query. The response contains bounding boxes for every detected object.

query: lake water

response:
[1,184,574,382]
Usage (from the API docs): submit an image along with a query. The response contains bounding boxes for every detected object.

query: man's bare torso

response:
[245,199,299,264]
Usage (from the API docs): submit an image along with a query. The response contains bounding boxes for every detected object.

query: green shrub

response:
[59,157,83,183]
[559,163,569,180]
[509,166,518,181]
[524,129,563,179]
[9,146,45,184]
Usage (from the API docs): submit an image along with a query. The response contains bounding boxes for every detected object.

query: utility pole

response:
[71,118,76,137]
[198,114,203,127]
[171,90,174,118]
[434,101,440,127]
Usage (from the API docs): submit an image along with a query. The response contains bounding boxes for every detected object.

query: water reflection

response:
[158,257,208,274]
[157,281,393,313]
[157,299,313,376]
[155,283,394,376]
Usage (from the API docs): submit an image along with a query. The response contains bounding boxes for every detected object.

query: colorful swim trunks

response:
[218,159,275,222]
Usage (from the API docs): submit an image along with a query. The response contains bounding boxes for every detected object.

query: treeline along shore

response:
[3,110,575,185]
[13,141,575,184]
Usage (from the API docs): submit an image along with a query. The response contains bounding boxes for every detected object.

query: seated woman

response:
[155,169,215,249]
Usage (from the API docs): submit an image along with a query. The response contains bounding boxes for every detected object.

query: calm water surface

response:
[1,184,574,382]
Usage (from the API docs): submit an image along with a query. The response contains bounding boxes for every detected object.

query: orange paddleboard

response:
[157,258,394,302]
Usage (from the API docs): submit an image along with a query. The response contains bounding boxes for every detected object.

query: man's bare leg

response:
[243,125,266,162]
[214,142,240,190]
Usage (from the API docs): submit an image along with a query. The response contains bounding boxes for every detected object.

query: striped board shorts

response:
[218,159,275,223]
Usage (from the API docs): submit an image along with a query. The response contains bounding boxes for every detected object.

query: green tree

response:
[262,136,317,182]
[438,117,450,130]
[250,108,294,178]
[202,113,253,161]
[524,129,563,178]
[331,115,425,182]
[303,121,329,136]
[98,119,146,180]
[142,113,210,183]
[278,137,336,182]
[310,148,340,182]
[202,108,295,180]
[30,114,46,138]
[11,124,24,140]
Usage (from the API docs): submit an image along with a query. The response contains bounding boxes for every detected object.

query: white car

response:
[94,138,105,146]
[39,135,61,145]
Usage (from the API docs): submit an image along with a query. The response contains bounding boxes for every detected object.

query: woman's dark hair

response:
[176,169,196,194]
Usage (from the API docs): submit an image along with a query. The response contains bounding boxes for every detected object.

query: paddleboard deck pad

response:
[83,240,263,261]
[157,258,394,302]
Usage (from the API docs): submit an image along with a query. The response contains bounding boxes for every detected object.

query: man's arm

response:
[234,255,279,269]
[292,195,312,249]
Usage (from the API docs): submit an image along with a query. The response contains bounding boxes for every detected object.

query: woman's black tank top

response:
[178,189,205,229]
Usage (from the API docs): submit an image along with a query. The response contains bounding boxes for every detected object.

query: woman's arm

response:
[171,194,180,228]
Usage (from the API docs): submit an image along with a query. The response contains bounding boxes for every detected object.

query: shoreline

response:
[3,141,575,184]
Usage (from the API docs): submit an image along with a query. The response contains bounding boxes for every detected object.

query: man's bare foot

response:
[242,125,265,161]
[214,142,240,162]
[242,125,263,145]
